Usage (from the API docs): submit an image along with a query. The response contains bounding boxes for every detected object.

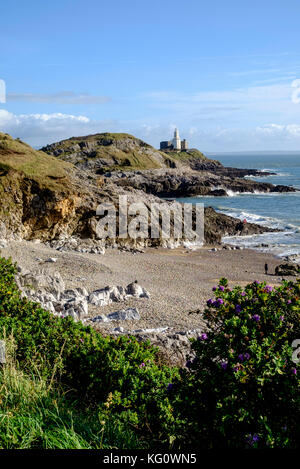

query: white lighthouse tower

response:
[172,127,181,150]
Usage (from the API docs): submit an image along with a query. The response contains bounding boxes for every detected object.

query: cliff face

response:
[0,132,102,240]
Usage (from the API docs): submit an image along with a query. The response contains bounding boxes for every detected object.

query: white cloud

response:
[7,91,111,105]
[256,123,300,137]
[144,83,292,108]
[142,82,300,126]
[291,79,300,104]
[0,110,117,147]
[1,108,300,152]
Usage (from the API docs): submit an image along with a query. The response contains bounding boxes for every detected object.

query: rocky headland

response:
[0,132,285,245]
[41,133,295,198]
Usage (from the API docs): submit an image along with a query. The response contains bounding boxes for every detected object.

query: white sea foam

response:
[217,207,299,232]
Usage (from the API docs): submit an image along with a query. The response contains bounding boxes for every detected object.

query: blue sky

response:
[1,0,300,151]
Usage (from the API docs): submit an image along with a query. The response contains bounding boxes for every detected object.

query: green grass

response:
[0,338,145,449]
[68,132,145,143]
[47,133,164,171]
[0,133,73,191]
[0,256,176,449]
[164,149,207,161]
[43,132,215,172]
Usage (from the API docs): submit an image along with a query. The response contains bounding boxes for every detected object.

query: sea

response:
[176,153,300,259]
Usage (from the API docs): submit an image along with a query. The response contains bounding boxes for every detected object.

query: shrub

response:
[170,278,300,448]
[0,338,145,449]
[1,255,299,448]
[0,257,178,446]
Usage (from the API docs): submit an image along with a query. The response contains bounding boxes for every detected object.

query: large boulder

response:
[91,307,140,323]
[126,281,150,298]
[17,270,65,299]
[88,282,150,306]
[107,308,140,321]
[275,263,300,276]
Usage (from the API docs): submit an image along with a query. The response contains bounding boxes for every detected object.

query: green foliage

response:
[0,257,178,447]
[0,255,299,448]
[0,340,143,449]
[170,279,300,448]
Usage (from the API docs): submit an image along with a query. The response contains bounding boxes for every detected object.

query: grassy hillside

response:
[0,133,90,241]
[41,132,165,172]
[164,148,207,161]
[41,132,217,173]
[0,133,73,191]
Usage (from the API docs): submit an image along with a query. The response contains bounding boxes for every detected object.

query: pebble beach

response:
[1,240,285,333]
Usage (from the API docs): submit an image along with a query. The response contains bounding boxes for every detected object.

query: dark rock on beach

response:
[275,263,300,276]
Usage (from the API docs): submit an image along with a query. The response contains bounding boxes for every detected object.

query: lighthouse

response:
[159,128,188,151]
[172,128,181,150]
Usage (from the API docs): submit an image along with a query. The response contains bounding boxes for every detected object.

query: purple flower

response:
[212,286,217,291]
[212,299,224,308]
[238,354,244,362]
[221,361,228,370]
[233,365,240,372]
[252,314,260,322]
[291,368,297,375]
[219,286,225,292]
[167,383,173,391]
[247,433,260,446]
[139,362,146,368]
[279,315,284,321]
[198,333,208,341]
[265,285,273,293]
[241,292,246,297]
[254,280,260,285]
[244,353,250,360]
[287,300,292,304]
[235,305,242,313]
[207,298,213,306]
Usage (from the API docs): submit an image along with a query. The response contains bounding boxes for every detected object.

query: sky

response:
[1,0,300,152]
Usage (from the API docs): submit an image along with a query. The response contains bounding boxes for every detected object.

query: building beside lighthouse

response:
[160,128,188,151]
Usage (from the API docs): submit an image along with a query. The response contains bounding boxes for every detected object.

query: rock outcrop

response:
[203,207,276,244]
[106,168,296,198]
[0,132,288,247]
[41,134,220,173]
[41,133,295,197]
[275,263,300,276]
[15,264,150,322]
[41,133,166,172]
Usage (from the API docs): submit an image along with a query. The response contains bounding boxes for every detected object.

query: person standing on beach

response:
[265,263,268,275]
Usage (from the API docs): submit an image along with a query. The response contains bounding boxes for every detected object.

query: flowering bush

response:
[0,255,299,448]
[170,278,300,448]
